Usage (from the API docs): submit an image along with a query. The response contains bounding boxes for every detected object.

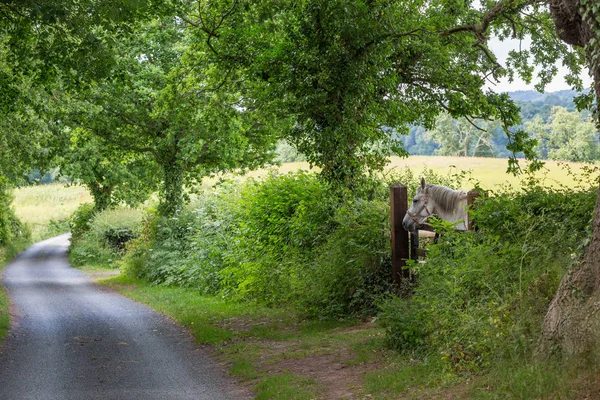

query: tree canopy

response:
[182,0,587,185]
[0,0,597,211]
[0,0,164,182]
[65,16,280,215]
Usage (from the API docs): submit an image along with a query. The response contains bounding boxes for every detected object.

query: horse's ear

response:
[420,177,426,189]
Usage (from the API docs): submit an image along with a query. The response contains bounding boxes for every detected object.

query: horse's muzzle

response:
[402,214,419,235]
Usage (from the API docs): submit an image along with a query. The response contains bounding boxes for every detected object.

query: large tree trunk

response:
[538,186,600,356]
[158,161,184,217]
[539,0,600,356]
[88,181,113,212]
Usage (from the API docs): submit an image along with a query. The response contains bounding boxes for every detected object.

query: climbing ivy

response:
[580,0,600,125]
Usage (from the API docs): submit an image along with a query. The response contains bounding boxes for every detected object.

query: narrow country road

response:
[0,234,249,400]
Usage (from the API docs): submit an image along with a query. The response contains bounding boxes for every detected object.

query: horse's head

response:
[402,177,432,235]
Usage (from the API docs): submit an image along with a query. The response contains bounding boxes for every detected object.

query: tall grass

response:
[386,156,594,189]
[10,158,592,241]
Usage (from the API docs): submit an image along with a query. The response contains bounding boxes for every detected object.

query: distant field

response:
[386,156,598,190]
[12,184,92,241]
[244,156,598,190]
[11,156,597,239]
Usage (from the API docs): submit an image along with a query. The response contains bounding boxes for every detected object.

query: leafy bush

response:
[298,198,392,318]
[181,184,242,294]
[379,170,597,373]
[88,208,144,251]
[122,169,470,319]
[69,207,144,268]
[69,203,95,244]
[0,180,29,249]
[219,172,338,305]
[124,209,198,285]
[123,172,337,300]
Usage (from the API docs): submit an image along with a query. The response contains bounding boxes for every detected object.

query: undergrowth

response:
[120,169,465,318]
[378,166,598,375]
[0,179,30,345]
[69,205,144,269]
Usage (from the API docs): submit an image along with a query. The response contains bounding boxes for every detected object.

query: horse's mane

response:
[426,184,467,214]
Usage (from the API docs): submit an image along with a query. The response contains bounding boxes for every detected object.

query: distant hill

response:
[507,89,588,103]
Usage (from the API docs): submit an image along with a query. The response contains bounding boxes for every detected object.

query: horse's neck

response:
[432,198,469,231]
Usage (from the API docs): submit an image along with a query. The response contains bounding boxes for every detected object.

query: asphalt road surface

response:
[0,234,249,400]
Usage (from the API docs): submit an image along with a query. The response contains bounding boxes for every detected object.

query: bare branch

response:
[440,0,531,44]
[475,42,503,71]
[181,69,233,98]
[184,0,241,58]
[180,15,201,28]
[464,115,487,132]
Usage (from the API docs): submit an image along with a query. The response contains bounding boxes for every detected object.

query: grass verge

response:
[94,270,397,399]
[24,254,596,398]
[0,279,9,344]
[0,238,32,344]
[85,265,600,400]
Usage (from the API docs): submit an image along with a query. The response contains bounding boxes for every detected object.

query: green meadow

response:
[12,156,594,230]
[9,156,595,244]
[12,184,92,241]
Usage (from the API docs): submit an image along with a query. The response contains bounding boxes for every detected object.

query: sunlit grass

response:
[254,374,318,400]
[12,183,92,241]
[385,156,596,190]
[11,157,594,241]
[206,156,597,192]
[100,274,297,344]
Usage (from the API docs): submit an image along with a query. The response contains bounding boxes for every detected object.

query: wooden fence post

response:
[467,190,480,231]
[390,184,410,286]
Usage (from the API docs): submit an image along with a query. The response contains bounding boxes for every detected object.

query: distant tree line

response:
[399,90,599,162]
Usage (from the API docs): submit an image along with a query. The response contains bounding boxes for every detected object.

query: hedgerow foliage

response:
[69,203,95,244]
[0,179,29,252]
[118,169,464,318]
[69,206,144,268]
[379,167,598,373]
[70,165,598,371]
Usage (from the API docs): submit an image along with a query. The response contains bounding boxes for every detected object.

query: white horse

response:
[402,178,469,237]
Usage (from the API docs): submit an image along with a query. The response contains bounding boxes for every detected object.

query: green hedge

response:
[69,207,144,268]
[122,169,466,318]
[379,172,597,373]
[0,180,29,252]
[68,165,600,374]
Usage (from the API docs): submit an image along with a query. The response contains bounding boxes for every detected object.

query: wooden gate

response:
[390,184,480,286]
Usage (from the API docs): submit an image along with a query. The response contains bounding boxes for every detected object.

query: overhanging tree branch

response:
[440,0,541,45]
[90,127,160,161]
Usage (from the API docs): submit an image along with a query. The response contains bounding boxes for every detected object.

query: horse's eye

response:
[413,199,418,203]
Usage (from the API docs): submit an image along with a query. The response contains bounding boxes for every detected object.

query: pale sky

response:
[485,36,594,93]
